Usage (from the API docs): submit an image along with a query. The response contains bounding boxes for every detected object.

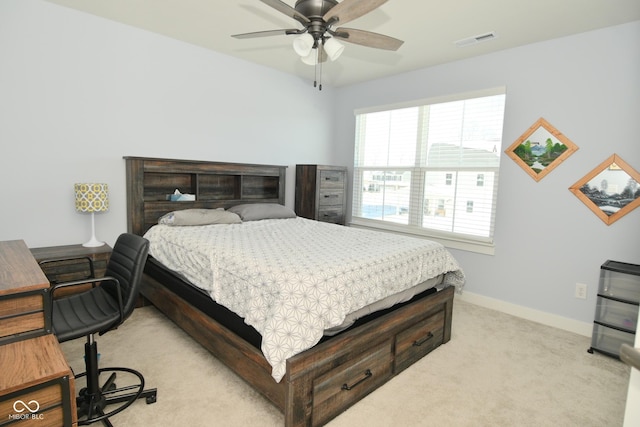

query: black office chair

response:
[50,233,157,426]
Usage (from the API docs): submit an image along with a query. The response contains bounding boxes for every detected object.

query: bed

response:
[125,156,464,426]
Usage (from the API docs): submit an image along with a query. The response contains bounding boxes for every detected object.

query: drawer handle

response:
[341,369,372,391]
[323,194,339,198]
[413,332,434,347]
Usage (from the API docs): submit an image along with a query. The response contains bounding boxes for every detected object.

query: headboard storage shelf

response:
[197,174,239,200]
[125,157,287,235]
[143,172,197,201]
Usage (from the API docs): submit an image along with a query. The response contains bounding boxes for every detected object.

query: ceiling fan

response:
[232,0,403,89]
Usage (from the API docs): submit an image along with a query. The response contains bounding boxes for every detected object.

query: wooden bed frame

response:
[125,156,455,427]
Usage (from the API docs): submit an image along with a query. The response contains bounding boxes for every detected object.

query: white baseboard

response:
[455,290,592,337]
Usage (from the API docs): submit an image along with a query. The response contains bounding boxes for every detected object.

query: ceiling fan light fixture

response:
[293,33,314,57]
[323,37,344,61]
[301,49,317,66]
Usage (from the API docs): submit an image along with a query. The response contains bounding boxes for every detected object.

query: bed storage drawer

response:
[311,340,393,426]
[395,309,445,373]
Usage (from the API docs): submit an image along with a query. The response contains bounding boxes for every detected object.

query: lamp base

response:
[83,237,105,248]
[83,212,105,247]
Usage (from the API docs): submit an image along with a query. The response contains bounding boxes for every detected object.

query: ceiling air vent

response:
[454,31,497,47]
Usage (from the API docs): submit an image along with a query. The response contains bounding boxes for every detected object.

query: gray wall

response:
[0,0,336,248]
[333,21,640,326]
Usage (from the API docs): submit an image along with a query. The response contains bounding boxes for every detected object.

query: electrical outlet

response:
[575,283,588,299]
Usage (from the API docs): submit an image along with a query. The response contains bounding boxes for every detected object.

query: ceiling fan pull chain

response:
[313,49,318,88]
[319,51,323,91]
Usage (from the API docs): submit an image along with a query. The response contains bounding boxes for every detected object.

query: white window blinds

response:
[352,88,506,252]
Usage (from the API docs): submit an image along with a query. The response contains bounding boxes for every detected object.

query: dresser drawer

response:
[395,309,445,373]
[318,190,344,207]
[319,170,345,189]
[312,340,393,426]
[318,207,345,224]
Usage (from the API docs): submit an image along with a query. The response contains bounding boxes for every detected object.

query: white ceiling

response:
[45,0,640,88]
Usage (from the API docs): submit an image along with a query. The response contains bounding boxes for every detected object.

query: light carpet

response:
[59,298,630,426]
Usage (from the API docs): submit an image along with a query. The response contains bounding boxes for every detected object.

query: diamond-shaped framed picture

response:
[569,154,640,225]
[505,117,578,181]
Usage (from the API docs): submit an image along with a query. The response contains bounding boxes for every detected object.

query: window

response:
[466,201,474,213]
[352,88,506,254]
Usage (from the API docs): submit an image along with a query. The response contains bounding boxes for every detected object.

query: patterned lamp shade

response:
[75,183,109,213]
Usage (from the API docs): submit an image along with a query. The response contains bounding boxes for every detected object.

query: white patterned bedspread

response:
[144,217,465,382]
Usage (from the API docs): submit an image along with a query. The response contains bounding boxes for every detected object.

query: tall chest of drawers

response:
[295,165,347,225]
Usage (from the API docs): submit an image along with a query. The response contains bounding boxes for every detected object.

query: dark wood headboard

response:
[124,156,287,235]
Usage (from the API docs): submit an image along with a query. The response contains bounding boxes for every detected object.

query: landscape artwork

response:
[505,117,578,181]
[570,154,640,225]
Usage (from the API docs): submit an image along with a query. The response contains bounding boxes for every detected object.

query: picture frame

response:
[505,117,578,181]
[569,154,640,225]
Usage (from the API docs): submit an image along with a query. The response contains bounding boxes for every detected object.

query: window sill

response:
[349,218,495,255]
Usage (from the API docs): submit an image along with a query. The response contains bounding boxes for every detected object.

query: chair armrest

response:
[50,276,125,325]
[49,276,110,296]
[39,256,96,282]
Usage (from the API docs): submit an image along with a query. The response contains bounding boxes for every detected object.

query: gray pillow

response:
[158,209,241,226]
[227,203,296,221]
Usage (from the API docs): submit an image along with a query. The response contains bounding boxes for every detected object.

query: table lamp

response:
[75,183,109,247]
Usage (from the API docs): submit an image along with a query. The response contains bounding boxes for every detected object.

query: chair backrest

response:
[102,233,149,323]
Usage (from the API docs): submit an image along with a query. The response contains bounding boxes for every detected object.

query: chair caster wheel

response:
[146,394,157,404]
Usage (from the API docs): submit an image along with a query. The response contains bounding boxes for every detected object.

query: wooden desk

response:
[0,240,77,426]
[0,335,76,426]
[0,240,51,344]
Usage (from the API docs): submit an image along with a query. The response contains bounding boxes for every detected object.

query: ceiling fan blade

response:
[232,29,300,39]
[324,0,388,25]
[334,27,403,50]
[260,0,310,25]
